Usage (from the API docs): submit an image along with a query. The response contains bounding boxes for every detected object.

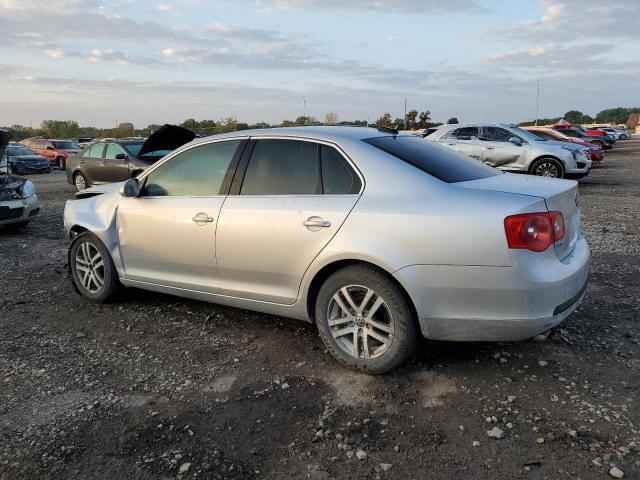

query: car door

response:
[439,127,482,160]
[102,143,131,183]
[216,138,362,304]
[478,126,526,169]
[116,139,245,293]
[80,144,106,184]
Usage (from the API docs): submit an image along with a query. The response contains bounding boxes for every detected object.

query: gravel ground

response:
[1,139,639,480]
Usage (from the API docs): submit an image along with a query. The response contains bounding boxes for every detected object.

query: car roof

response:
[188,126,396,147]
[436,123,517,129]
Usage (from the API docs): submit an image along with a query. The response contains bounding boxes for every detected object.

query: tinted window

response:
[450,127,479,140]
[104,143,125,159]
[52,141,80,150]
[84,144,105,158]
[363,136,499,183]
[320,145,361,194]
[480,127,513,142]
[6,146,34,156]
[240,140,319,195]
[142,140,240,197]
[531,131,554,140]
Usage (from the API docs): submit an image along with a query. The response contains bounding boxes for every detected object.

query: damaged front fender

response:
[64,189,125,277]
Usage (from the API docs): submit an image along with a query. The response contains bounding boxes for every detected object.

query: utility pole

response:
[302,96,307,123]
[404,98,407,131]
[535,79,540,126]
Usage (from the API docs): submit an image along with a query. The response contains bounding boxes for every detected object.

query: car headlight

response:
[20,180,35,198]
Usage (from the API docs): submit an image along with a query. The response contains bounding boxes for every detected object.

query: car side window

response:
[240,139,320,195]
[320,145,361,194]
[104,143,125,160]
[141,140,241,197]
[84,144,105,158]
[480,127,514,142]
[449,127,479,140]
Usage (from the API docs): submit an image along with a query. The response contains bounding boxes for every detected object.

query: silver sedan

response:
[63,127,589,373]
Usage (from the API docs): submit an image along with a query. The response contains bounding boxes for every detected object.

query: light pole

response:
[535,79,541,126]
[404,98,407,131]
[302,96,307,123]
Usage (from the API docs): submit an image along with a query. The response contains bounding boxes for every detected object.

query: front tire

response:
[69,232,119,303]
[530,157,564,178]
[315,265,419,374]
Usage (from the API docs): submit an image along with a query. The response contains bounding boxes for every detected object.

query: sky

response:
[0,0,639,128]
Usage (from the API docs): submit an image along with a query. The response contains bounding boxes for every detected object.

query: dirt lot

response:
[1,139,639,480]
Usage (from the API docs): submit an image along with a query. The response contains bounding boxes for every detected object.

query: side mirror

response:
[46,146,54,150]
[115,153,127,160]
[508,136,522,146]
[120,178,140,198]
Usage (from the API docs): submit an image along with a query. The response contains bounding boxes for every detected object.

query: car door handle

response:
[486,146,495,150]
[192,212,214,224]
[303,217,331,228]
[101,161,107,166]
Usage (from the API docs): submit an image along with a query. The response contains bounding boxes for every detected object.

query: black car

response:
[2,142,51,175]
[66,125,195,191]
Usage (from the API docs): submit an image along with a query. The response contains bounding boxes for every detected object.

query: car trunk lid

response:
[456,173,580,260]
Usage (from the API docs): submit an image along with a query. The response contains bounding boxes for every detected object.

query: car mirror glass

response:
[120,178,140,198]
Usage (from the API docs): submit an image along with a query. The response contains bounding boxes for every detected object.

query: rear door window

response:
[240,140,320,195]
[364,135,499,183]
[84,144,105,158]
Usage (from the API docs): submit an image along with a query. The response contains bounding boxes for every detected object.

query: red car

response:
[21,137,82,170]
[526,127,604,165]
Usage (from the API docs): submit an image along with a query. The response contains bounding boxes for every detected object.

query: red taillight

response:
[504,212,565,253]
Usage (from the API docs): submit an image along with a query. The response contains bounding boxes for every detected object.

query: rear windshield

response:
[52,141,80,150]
[363,135,500,183]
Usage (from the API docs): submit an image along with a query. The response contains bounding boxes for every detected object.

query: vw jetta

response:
[64,127,589,373]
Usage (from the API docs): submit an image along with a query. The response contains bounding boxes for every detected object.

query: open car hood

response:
[137,124,196,157]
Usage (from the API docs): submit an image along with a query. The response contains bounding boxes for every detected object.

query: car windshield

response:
[364,135,500,183]
[511,127,545,142]
[121,143,145,156]
[52,141,80,150]
[6,146,34,156]
[123,142,171,158]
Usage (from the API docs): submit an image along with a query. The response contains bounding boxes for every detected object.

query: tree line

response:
[519,107,640,128]
[2,105,637,142]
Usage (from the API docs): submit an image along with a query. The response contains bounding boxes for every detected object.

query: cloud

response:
[157,3,181,14]
[269,0,482,12]
[488,0,640,42]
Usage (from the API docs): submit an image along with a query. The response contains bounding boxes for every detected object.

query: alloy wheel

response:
[535,162,559,177]
[326,285,395,360]
[75,241,105,294]
[75,174,87,191]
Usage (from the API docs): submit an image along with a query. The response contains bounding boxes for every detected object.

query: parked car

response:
[524,127,604,165]
[595,127,630,140]
[2,142,52,174]
[1,131,40,228]
[21,138,82,170]
[77,137,93,149]
[552,127,614,150]
[64,126,589,373]
[66,124,196,192]
[426,123,590,178]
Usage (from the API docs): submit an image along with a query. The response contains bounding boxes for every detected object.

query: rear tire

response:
[530,157,564,178]
[74,172,88,192]
[69,232,120,303]
[592,140,605,149]
[315,264,419,374]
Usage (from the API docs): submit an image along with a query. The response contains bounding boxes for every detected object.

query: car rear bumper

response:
[394,234,590,341]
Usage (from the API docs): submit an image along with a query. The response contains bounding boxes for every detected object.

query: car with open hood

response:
[0,131,40,228]
[426,123,591,178]
[2,142,52,175]
[64,126,589,373]
[66,124,196,191]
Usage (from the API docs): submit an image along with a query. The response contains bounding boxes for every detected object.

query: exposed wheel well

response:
[69,224,89,239]
[131,169,144,178]
[306,259,418,325]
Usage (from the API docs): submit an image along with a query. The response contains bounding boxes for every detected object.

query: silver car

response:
[63,127,589,373]
[427,123,591,178]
